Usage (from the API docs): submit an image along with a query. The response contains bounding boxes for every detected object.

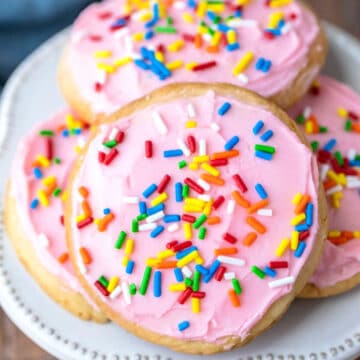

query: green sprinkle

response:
[310,141,319,152]
[319,126,328,133]
[129,283,137,295]
[184,277,193,287]
[345,119,352,132]
[192,270,201,291]
[334,151,344,166]
[296,114,305,124]
[137,213,147,221]
[132,219,139,233]
[115,231,127,249]
[53,157,61,164]
[232,278,242,295]
[355,154,360,161]
[98,275,109,288]
[166,16,173,25]
[198,227,207,240]
[193,214,207,229]
[254,144,276,154]
[182,184,190,198]
[53,188,62,197]
[154,26,177,34]
[70,129,77,136]
[251,265,265,279]
[207,26,215,36]
[39,130,54,137]
[103,139,117,148]
[139,266,152,295]
[178,160,187,169]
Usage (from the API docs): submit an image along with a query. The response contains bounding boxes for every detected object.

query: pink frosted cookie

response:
[58,0,327,122]
[66,83,326,353]
[4,109,106,322]
[289,76,360,298]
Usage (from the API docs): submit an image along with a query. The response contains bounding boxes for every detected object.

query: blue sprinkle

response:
[256,57,266,70]
[305,203,314,226]
[207,11,217,21]
[323,138,337,152]
[178,321,190,331]
[195,264,209,276]
[217,23,232,32]
[140,46,154,60]
[151,58,171,78]
[262,60,272,72]
[203,260,220,283]
[234,10,242,17]
[111,18,126,28]
[218,102,231,116]
[144,30,154,40]
[295,224,309,232]
[145,3,159,28]
[224,135,239,151]
[264,266,277,278]
[253,120,264,135]
[187,0,196,8]
[294,241,306,258]
[226,42,240,52]
[147,204,165,215]
[255,151,273,160]
[150,225,164,238]
[260,130,274,142]
[255,183,268,199]
[33,167,43,179]
[175,182,183,202]
[74,128,82,135]
[350,160,360,167]
[103,208,111,215]
[278,19,286,28]
[30,199,39,209]
[142,183,158,198]
[163,214,181,223]
[174,267,184,282]
[164,149,183,157]
[134,59,150,70]
[153,271,162,297]
[176,246,198,260]
[266,28,281,36]
[125,260,135,274]
[62,129,70,137]
[139,201,147,214]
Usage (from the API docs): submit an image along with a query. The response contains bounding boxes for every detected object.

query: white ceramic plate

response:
[0,23,360,360]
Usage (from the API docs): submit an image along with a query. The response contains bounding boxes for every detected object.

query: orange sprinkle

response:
[329,236,349,246]
[294,194,310,214]
[243,232,258,246]
[81,200,92,217]
[194,33,203,48]
[210,150,239,160]
[342,231,354,240]
[232,191,250,208]
[98,213,115,232]
[247,199,269,214]
[214,247,238,256]
[56,124,67,133]
[246,216,266,234]
[308,115,319,133]
[78,186,89,198]
[206,45,219,53]
[200,173,225,185]
[79,247,92,264]
[323,179,337,191]
[352,123,360,133]
[58,253,69,264]
[44,182,57,196]
[156,261,177,269]
[228,289,240,307]
[207,216,221,225]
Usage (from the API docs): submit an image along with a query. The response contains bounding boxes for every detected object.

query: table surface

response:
[1,1,360,359]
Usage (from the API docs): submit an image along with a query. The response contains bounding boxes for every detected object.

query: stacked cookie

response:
[4,0,360,354]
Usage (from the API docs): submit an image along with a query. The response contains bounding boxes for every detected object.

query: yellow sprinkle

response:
[114,56,132,68]
[338,173,347,186]
[42,175,56,187]
[192,297,201,313]
[177,251,199,268]
[186,120,197,128]
[37,189,49,207]
[36,155,50,168]
[157,249,175,259]
[210,32,222,46]
[166,60,183,71]
[132,32,144,42]
[196,1,207,17]
[146,258,160,267]
[186,62,198,70]
[304,121,314,134]
[75,145,82,154]
[94,50,112,59]
[167,39,184,52]
[331,196,340,209]
[125,239,134,255]
[65,114,76,128]
[139,12,152,22]
[327,170,340,183]
[94,218,100,225]
[268,11,284,29]
[169,283,186,292]
[61,191,67,202]
[195,256,204,265]
[193,155,209,163]
[292,192,302,205]
[189,162,199,171]
[353,231,360,238]
[236,0,252,4]
[207,3,225,12]
[151,192,168,206]
[291,231,299,251]
[96,63,115,73]
[275,238,290,257]
[328,231,341,238]
[107,277,119,292]
[158,2,167,18]
[184,222,192,240]
[291,213,306,226]
[76,213,86,223]
[197,24,207,34]
[183,205,203,213]
[233,51,254,76]
[337,107,348,118]
[203,201,213,216]
[182,12,194,23]
[226,30,237,44]
[269,0,293,8]
[122,255,129,267]
[155,51,165,62]
[201,162,219,176]
[185,198,205,207]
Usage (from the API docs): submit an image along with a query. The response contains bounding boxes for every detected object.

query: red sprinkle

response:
[98,151,106,163]
[104,148,119,165]
[94,82,103,92]
[264,31,275,40]
[191,291,206,298]
[178,287,193,304]
[94,281,110,296]
[145,140,153,158]
[46,138,53,160]
[269,261,288,269]
[157,174,171,193]
[77,217,94,229]
[299,230,310,241]
[166,240,178,249]
[89,34,103,42]
[182,214,196,223]
[156,44,165,53]
[223,232,237,244]
[98,11,112,20]
[187,135,196,154]
[115,131,125,143]
[173,241,193,252]
[184,177,204,194]
[348,111,359,121]
[232,174,248,193]
[212,195,225,210]
[214,265,226,281]
[60,215,64,226]
[192,61,217,71]
[182,33,195,42]
[209,158,228,167]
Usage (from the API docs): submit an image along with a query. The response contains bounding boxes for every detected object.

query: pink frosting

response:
[9,109,95,305]
[289,76,360,289]
[65,0,320,115]
[70,90,320,342]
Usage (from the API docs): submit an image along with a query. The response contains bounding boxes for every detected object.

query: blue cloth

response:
[0,0,96,86]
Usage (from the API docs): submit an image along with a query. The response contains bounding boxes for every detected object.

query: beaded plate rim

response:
[0,23,359,360]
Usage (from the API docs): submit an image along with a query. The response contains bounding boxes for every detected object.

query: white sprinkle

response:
[202,33,212,43]
[121,282,131,304]
[174,1,186,10]
[268,276,295,289]
[98,144,111,155]
[177,138,191,157]
[320,164,330,181]
[237,73,249,85]
[182,266,192,278]
[187,103,196,118]
[210,122,220,132]
[109,127,119,140]
[228,19,258,27]
[139,223,157,231]
[281,23,292,34]
[224,272,236,280]
[347,179,360,189]
[326,184,343,195]
[110,285,122,300]
[227,200,235,214]
[217,256,245,266]
[199,139,207,155]
[167,223,179,233]
[146,210,165,223]
[78,261,87,275]
[77,137,86,149]
[152,111,168,135]
[197,178,210,192]
[113,27,129,40]
[38,233,49,248]
[257,208,273,217]
[303,106,312,119]
[122,196,139,204]
[198,194,211,202]
[348,148,356,161]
